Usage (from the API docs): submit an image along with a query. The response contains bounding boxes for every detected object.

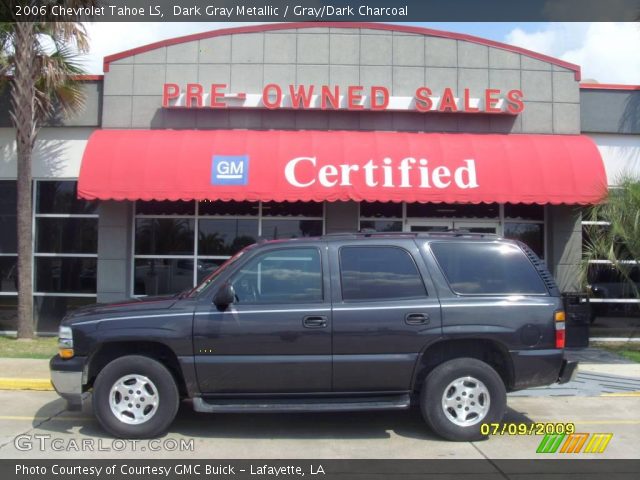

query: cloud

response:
[79,22,262,73]
[505,22,640,83]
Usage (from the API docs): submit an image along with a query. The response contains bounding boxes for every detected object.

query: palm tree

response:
[581,176,640,301]
[0,8,96,338]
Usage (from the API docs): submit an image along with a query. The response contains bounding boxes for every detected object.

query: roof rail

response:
[322,230,499,239]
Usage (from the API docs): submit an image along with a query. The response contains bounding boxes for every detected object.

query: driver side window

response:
[230,248,322,304]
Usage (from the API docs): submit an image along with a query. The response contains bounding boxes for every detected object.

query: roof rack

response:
[323,229,499,239]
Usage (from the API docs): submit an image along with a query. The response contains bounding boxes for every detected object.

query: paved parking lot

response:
[0,390,638,459]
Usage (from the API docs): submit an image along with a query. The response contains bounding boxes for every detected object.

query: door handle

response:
[303,315,328,328]
[405,313,430,325]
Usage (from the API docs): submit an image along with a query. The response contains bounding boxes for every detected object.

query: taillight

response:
[555,310,566,349]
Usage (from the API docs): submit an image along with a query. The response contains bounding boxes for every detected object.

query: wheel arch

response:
[87,341,188,398]
[412,338,514,392]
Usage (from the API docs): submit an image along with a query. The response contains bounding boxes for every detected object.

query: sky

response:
[81,22,640,84]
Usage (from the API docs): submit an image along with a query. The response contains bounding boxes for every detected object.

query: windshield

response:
[187,246,253,297]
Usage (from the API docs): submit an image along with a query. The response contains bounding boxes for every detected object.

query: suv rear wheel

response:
[93,355,179,438]
[420,358,506,441]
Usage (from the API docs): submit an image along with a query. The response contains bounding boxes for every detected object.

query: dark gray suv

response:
[50,232,577,441]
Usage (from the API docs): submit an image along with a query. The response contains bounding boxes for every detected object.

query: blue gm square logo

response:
[211,155,249,186]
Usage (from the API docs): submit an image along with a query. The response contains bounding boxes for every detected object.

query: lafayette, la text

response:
[16,464,325,477]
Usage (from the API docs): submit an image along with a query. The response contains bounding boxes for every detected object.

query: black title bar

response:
[3,0,640,22]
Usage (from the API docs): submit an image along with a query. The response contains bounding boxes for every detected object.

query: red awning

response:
[78,130,606,205]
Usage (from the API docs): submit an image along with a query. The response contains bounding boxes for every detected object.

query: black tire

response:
[93,355,179,438]
[420,358,506,442]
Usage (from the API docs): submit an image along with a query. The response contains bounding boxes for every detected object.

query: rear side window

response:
[340,246,427,301]
[431,242,548,295]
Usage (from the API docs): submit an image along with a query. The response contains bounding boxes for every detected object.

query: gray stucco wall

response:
[102,26,580,134]
[97,201,132,303]
[547,205,583,292]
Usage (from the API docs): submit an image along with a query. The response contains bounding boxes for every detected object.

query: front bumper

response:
[558,359,579,384]
[49,355,88,409]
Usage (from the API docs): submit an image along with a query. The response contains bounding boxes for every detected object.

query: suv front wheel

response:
[93,355,179,438]
[420,358,506,441]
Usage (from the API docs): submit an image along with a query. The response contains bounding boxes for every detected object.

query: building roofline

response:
[102,22,581,80]
[580,83,640,91]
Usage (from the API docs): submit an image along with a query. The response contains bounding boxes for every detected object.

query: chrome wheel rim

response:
[441,376,490,427]
[109,374,159,425]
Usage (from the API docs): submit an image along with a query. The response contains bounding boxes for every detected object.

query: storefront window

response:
[199,200,258,216]
[504,223,545,258]
[261,219,323,239]
[136,200,195,216]
[135,218,195,255]
[36,217,98,254]
[361,202,402,218]
[505,204,544,221]
[34,181,99,332]
[35,258,97,294]
[0,181,17,301]
[0,296,17,332]
[36,181,97,214]
[133,201,324,296]
[34,296,96,333]
[359,220,403,232]
[198,219,258,255]
[406,203,499,218]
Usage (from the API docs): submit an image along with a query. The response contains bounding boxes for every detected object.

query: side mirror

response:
[213,282,235,308]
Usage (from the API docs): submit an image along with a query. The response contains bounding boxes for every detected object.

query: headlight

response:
[58,325,74,359]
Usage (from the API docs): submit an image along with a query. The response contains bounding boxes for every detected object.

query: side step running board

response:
[193,394,411,413]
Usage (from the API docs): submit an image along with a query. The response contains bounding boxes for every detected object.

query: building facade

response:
[0,23,638,333]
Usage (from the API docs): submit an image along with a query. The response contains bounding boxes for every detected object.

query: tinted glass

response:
[0,295,17,331]
[36,181,97,214]
[0,181,17,214]
[34,296,95,333]
[36,218,98,254]
[504,223,544,258]
[136,200,195,215]
[231,248,322,304]
[0,256,17,292]
[135,219,194,255]
[199,201,259,216]
[340,246,426,301]
[261,219,323,239]
[505,204,544,221]
[134,258,197,296]
[35,258,97,293]
[0,215,17,253]
[262,201,323,217]
[431,242,547,295]
[360,202,402,218]
[360,220,403,232]
[406,203,498,218]
[198,219,258,256]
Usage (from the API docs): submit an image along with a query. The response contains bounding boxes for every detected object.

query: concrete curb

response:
[0,378,53,391]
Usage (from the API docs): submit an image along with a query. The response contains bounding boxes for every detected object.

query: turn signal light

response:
[59,348,74,359]
[555,311,566,322]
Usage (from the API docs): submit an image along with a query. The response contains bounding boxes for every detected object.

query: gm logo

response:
[211,155,249,185]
